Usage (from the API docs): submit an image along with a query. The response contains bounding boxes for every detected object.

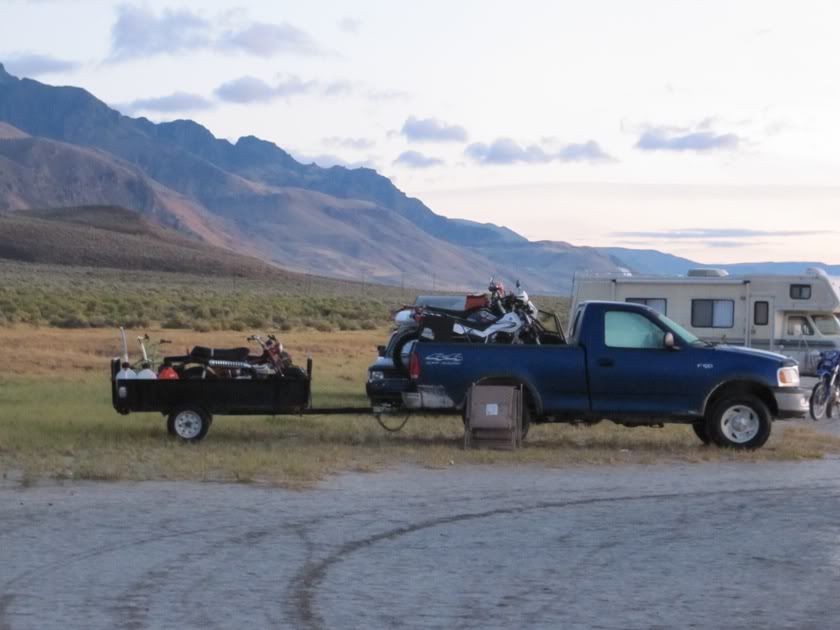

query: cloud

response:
[635,125,741,152]
[219,21,320,56]
[338,17,360,33]
[110,5,210,60]
[120,91,213,114]
[214,75,315,103]
[322,80,355,96]
[324,137,375,150]
[2,53,81,77]
[212,75,395,104]
[401,116,468,143]
[108,5,321,61]
[613,228,823,239]
[393,150,444,168]
[466,138,612,165]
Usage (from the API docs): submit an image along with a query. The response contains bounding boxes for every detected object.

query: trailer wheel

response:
[167,406,211,442]
[707,395,771,449]
[691,420,712,445]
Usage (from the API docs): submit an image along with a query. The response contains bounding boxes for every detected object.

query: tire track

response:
[284,485,837,630]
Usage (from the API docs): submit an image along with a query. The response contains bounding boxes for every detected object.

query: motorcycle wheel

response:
[828,387,839,419]
[810,381,831,421]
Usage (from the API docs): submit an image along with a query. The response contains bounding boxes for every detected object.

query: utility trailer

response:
[110,357,373,441]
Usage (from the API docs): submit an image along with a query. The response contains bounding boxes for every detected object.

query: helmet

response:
[158,367,180,380]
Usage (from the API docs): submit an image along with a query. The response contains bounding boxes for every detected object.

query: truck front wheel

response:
[691,420,711,445]
[707,395,771,449]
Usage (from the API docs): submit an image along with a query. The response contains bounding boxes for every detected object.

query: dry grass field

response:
[2,325,840,487]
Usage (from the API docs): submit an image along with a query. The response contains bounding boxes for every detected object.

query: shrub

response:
[50,313,89,328]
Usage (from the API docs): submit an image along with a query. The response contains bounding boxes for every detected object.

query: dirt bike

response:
[386,278,508,370]
[420,280,541,344]
[161,334,299,380]
[810,350,840,420]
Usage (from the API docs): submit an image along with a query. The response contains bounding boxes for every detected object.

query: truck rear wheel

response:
[707,395,771,449]
[167,405,211,442]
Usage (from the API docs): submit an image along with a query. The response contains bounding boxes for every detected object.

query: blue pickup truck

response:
[380,301,810,449]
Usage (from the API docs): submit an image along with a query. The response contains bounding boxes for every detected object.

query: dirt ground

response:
[2,460,840,629]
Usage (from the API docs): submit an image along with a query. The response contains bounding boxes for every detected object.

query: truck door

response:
[587,307,696,416]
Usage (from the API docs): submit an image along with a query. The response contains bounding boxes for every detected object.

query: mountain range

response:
[0,62,836,293]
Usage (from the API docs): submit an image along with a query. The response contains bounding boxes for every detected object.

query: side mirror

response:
[664,332,677,350]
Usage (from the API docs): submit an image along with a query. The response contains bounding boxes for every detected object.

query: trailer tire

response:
[707,395,771,449]
[167,405,211,442]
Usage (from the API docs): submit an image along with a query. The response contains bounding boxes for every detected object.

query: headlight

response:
[777,366,800,387]
[369,371,385,381]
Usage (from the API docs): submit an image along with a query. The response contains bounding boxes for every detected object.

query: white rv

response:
[571,268,840,374]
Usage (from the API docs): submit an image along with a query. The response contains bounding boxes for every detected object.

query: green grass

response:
[3,375,839,487]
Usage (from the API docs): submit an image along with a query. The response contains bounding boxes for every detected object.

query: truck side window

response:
[604,311,666,349]
[787,316,814,336]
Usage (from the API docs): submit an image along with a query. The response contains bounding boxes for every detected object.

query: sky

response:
[1,0,839,264]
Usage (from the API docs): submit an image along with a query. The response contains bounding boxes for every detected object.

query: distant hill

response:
[597,247,840,277]
[0,63,619,292]
[0,62,836,292]
[0,205,296,277]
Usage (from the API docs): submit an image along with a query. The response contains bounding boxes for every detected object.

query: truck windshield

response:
[813,314,840,335]
[655,313,703,346]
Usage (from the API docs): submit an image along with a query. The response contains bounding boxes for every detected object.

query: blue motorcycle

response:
[810,350,840,420]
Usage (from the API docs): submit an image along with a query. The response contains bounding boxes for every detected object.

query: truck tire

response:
[167,405,211,442]
[707,395,771,449]
[691,420,712,445]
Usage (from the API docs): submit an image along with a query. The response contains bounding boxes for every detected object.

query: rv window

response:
[626,298,667,315]
[787,316,814,336]
[605,311,666,349]
[813,314,840,335]
[691,299,734,328]
[754,301,769,326]
[790,284,812,300]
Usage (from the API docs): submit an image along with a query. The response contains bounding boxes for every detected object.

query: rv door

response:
[750,296,774,351]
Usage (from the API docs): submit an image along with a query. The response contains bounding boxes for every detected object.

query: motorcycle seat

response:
[190,346,251,362]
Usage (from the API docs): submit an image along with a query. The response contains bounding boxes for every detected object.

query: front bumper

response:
[772,387,810,419]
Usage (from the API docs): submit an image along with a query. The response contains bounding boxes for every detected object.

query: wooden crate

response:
[464,385,522,450]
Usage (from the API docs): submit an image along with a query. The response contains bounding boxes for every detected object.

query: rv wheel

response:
[167,405,211,442]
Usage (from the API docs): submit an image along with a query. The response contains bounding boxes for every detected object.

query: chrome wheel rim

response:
[720,405,760,443]
[174,411,202,439]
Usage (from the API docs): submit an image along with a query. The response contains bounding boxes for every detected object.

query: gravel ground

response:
[2,457,840,630]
